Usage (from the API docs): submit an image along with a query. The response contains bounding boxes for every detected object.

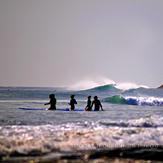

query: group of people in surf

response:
[44,94,104,111]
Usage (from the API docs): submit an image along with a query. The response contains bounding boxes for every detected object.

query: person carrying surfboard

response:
[91,96,104,111]
[44,94,56,110]
[69,95,77,111]
[85,96,92,111]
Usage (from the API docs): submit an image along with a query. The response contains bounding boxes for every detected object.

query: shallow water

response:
[0,86,163,161]
[0,99,163,125]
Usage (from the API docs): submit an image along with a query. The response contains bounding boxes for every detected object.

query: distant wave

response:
[89,83,149,92]
[87,84,119,91]
[104,95,163,106]
[115,82,149,90]
[68,79,149,91]
[68,78,116,90]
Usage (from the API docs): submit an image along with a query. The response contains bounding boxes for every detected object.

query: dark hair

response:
[49,94,55,98]
[94,96,98,99]
[71,95,75,98]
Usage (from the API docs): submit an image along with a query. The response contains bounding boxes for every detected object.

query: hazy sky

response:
[0,0,163,87]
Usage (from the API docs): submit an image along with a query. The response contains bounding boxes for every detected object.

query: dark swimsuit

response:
[49,98,56,110]
[86,99,92,111]
[70,99,77,110]
[93,100,102,111]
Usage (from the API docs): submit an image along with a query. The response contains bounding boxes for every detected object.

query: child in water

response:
[85,96,92,111]
[91,96,104,111]
[44,94,56,110]
[69,95,77,111]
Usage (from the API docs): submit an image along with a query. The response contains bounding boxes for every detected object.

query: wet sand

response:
[1,146,163,163]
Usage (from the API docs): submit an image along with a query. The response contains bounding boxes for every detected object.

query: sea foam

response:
[0,115,163,156]
[104,95,163,106]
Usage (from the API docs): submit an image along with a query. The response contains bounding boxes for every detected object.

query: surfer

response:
[85,96,92,111]
[69,95,77,111]
[44,94,56,110]
[91,96,104,111]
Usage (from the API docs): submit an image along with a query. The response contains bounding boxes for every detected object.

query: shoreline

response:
[1,146,163,163]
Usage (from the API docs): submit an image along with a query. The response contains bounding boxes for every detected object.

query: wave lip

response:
[68,78,115,90]
[87,84,119,91]
[103,95,126,104]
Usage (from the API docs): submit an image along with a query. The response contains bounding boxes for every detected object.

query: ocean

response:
[0,85,163,162]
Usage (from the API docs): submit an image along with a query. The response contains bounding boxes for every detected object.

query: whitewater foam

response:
[125,96,163,106]
[104,95,163,106]
[0,116,163,155]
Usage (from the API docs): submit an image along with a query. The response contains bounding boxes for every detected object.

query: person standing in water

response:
[44,94,56,110]
[91,96,104,111]
[85,96,92,111]
[69,95,77,111]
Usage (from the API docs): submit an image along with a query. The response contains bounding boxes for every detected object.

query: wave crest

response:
[68,79,149,91]
[68,78,115,90]
[103,95,126,104]
[115,82,149,90]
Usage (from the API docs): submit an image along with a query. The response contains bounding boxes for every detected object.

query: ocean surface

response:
[0,85,163,161]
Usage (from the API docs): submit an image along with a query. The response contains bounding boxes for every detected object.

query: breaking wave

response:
[87,84,118,91]
[104,95,163,106]
[68,78,149,91]
[68,78,115,90]
[115,82,149,90]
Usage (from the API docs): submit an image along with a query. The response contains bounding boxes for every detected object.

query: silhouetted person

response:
[91,96,103,111]
[85,96,92,111]
[44,94,56,110]
[69,95,77,111]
